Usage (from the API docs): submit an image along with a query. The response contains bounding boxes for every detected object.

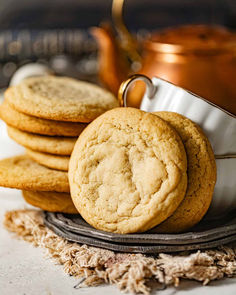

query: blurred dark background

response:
[0,0,235,87]
[1,0,236,30]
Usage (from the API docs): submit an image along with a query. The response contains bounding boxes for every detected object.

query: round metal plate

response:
[43,211,236,253]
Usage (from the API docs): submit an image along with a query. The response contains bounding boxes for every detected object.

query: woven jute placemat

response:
[3,209,236,295]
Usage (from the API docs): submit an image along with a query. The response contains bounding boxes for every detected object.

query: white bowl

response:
[121,75,236,217]
[140,77,236,156]
[208,158,236,217]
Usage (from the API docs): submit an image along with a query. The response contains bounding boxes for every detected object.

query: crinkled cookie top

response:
[69,108,187,234]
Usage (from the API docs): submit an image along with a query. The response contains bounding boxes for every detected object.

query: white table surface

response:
[0,120,236,295]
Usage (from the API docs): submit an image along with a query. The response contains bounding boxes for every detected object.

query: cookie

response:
[154,112,216,233]
[5,76,119,122]
[69,107,187,234]
[7,126,76,155]
[22,190,78,214]
[0,99,87,136]
[26,148,69,171]
[0,155,69,192]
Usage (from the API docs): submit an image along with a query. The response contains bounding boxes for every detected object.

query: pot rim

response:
[144,39,236,55]
[144,25,236,55]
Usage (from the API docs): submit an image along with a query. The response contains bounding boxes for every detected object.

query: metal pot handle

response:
[112,0,141,64]
[118,74,157,107]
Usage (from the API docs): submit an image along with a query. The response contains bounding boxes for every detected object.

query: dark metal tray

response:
[43,211,236,253]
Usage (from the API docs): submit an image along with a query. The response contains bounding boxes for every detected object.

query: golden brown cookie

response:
[154,112,216,233]
[22,190,78,214]
[7,126,76,155]
[0,155,69,192]
[5,76,119,122]
[0,99,87,136]
[26,148,69,171]
[69,107,187,234]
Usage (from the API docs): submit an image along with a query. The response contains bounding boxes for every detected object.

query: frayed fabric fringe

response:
[4,209,236,295]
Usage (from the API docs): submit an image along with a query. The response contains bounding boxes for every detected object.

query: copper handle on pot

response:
[112,0,141,65]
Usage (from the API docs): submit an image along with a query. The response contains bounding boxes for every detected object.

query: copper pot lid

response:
[145,25,236,54]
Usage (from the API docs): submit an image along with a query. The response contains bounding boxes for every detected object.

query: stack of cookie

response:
[0,79,217,234]
[0,76,119,213]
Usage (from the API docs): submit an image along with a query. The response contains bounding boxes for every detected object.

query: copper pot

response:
[139,25,236,114]
[92,1,236,115]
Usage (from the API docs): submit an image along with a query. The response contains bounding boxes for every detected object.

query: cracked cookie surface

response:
[69,108,187,234]
[5,76,119,122]
[153,112,216,233]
